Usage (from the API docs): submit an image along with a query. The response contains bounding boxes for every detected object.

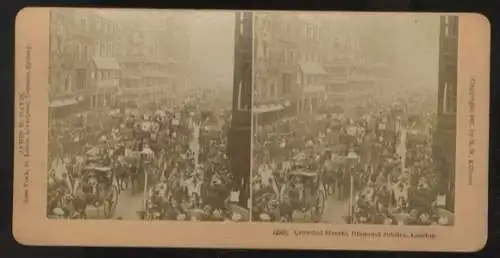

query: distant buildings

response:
[49,9,191,117]
[253,13,393,125]
[253,13,326,126]
[111,11,191,106]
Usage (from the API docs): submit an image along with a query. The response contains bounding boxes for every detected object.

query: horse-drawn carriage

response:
[253,162,326,223]
[280,169,326,222]
[48,159,120,219]
[73,162,120,218]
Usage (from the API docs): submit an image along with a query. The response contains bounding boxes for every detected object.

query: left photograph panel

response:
[46,9,251,221]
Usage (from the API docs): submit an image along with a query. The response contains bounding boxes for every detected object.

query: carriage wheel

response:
[103,185,119,219]
[310,191,326,223]
[322,183,329,199]
[113,176,121,194]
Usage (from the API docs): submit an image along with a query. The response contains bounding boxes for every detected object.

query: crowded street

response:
[252,89,454,225]
[47,95,249,221]
[45,10,250,222]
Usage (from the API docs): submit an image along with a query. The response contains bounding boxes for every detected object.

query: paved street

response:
[290,193,350,224]
[113,190,145,220]
[322,195,349,223]
[84,188,144,220]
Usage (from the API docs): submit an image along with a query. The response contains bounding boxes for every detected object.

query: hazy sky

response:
[94,10,439,93]
[324,13,440,91]
[389,15,440,91]
[187,11,235,90]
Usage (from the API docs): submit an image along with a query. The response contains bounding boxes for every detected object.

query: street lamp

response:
[346,150,360,223]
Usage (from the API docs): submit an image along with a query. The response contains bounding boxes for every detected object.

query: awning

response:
[49,95,84,108]
[298,62,327,75]
[254,104,284,114]
[92,57,121,70]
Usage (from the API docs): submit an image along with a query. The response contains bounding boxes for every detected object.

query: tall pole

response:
[348,169,354,223]
[229,12,252,209]
[143,164,148,214]
[400,128,406,173]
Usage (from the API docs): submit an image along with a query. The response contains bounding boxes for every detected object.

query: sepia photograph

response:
[13,8,489,250]
[46,9,251,221]
[251,13,457,225]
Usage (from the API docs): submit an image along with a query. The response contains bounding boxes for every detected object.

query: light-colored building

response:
[253,12,298,123]
[88,10,121,109]
[49,9,192,115]
[318,17,394,111]
[253,13,327,126]
[295,14,327,115]
[112,11,191,106]
[49,9,120,115]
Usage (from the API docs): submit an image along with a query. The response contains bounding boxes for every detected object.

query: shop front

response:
[253,101,294,129]
[49,94,86,123]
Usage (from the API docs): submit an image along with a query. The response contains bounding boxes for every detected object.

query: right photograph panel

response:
[251,12,457,225]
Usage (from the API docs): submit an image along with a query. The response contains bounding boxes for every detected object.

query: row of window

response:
[94,40,115,58]
[51,69,179,96]
[76,15,118,35]
[254,75,293,101]
[299,74,323,85]
[258,42,320,64]
[256,16,321,41]
[52,27,179,61]
[90,70,120,80]
[49,69,86,96]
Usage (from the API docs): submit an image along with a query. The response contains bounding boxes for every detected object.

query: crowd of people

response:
[252,90,454,225]
[47,93,249,221]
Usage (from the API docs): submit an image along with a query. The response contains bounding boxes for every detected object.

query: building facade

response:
[253,13,327,126]
[253,13,297,125]
[433,15,458,212]
[253,14,397,122]
[113,11,190,106]
[49,9,96,117]
[87,11,121,109]
[49,9,191,116]
[295,14,327,115]
[319,19,385,112]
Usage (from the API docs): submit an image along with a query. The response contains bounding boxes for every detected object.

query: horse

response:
[114,157,129,191]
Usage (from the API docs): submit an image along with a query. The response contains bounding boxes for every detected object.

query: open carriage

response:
[71,162,120,219]
[279,168,326,223]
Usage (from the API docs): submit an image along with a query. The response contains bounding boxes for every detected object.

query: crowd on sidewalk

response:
[47,95,249,221]
[252,90,454,225]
